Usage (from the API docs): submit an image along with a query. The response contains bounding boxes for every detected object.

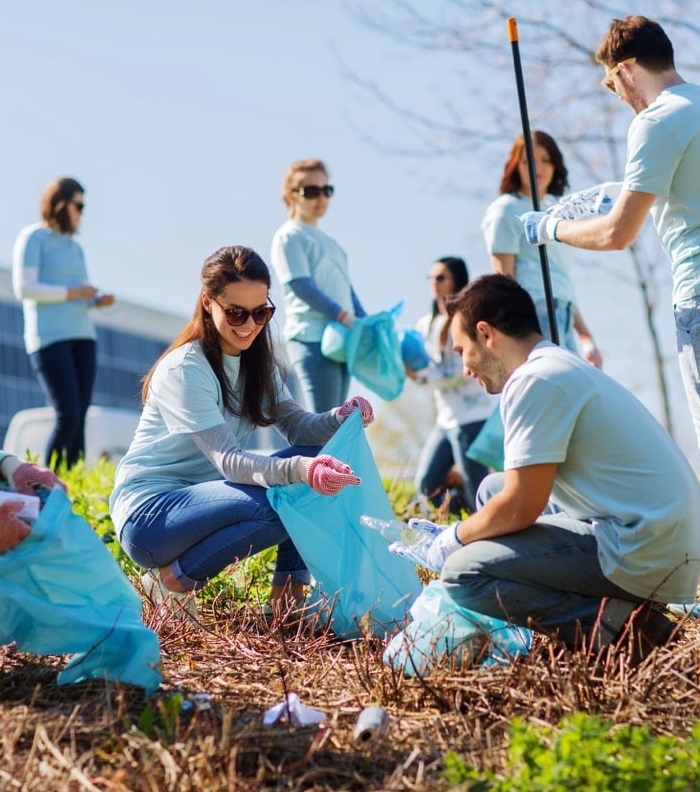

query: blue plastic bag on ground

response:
[383,579,532,675]
[0,488,161,693]
[466,404,504,471]
[346,311,406,401]
[267,411,422,638]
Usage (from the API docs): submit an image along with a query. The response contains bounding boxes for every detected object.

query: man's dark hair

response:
[446,274,542,340]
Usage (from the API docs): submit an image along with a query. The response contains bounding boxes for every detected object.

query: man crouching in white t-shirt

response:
[392,274,700,664]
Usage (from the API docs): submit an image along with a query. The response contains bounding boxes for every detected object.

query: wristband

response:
[549,216,561,242]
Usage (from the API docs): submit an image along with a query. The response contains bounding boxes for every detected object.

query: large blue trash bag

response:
[0,487,161,694]
[267,411,422,638]
[383,579,532,675]
[466,403,505,471]
[346,311,406,401]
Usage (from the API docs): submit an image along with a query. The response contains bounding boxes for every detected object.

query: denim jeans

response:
[30,338,96,468]
[286,339,351,413]
[534,298,577,355]
[441,472,643,647]
[675,297,700,451]
[414,420,489,513]
[118,446,319,590]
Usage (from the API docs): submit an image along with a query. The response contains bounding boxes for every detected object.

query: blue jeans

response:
[286,339,351,413]
[30,339,96,468]
[534,298,577,354]
[118,446,319,591]
[414,420,489,513]
[441,472,643,648]
[675,297,700,452]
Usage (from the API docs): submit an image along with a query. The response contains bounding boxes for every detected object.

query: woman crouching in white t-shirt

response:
[109,245,373,618]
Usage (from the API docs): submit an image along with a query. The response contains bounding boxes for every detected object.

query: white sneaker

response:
[140,569,198,623]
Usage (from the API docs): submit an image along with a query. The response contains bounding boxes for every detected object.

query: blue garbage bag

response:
[267,411,422,638]
[466,403,504,471]
[320,321,350,363]
[383,579,532,675]
[398,328,431,371]
[347,311,406,401]
[0,487,161,694]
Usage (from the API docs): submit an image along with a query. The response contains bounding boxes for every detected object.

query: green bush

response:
[443,713,700,791]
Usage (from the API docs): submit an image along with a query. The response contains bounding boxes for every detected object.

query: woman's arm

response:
[12,230,97,303]
[573,307,603,368]
[273,400,340,445]
[489,253,516,277]
[288,277,344,321]
[191,423,307,487]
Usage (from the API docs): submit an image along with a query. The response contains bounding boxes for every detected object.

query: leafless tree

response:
[343,0,699,436]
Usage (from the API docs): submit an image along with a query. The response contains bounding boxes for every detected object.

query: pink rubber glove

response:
[337,396,375,427]
[305,455,361,496]
[0,501,31,554]
[11,462,66,496]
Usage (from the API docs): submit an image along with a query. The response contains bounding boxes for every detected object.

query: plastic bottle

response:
[353,706,390,744]
[359,515,440,544]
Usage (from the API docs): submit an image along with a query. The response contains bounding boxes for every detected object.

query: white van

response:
[2,406,140,466]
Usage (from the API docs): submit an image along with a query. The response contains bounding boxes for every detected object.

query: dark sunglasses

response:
[211,296,276,327]
[428,274,448,282]
[71,201,85,213]
[295,184,334,199]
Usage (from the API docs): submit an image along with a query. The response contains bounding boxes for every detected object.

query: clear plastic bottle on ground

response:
[359,514,441,545]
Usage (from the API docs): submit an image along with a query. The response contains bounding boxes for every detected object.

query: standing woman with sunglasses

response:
[110,245,373,617]
[481,132,602,367]
[271,159,367,412]
[12,177,115,470]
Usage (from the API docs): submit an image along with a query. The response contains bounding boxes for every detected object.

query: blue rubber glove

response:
[388,522,463,572]
[520,212,561,245]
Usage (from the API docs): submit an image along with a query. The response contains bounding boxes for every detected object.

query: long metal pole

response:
[507,17,559,344]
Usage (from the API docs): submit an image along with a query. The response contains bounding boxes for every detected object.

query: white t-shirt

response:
[110,341,293,530]
[624,83,700,305]
[270,219,354,342]
[416,312,496,428]
[502,341,700,602]
[481,192,577,305]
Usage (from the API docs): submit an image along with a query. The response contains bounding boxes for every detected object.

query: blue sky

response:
[1,1,695,462]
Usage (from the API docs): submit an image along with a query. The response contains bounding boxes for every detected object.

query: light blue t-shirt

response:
[481,193,577,305]
[12,223,96,354]
[502,341,700,602]
[624,83,700,305]
[270,219,355,342]
[109,341,292,531]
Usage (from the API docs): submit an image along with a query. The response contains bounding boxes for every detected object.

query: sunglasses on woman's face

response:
[211,296,276,327]
[294,184,334,199]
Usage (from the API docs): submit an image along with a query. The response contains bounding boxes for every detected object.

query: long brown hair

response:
[142,246,280,426]
[498,131,568,197]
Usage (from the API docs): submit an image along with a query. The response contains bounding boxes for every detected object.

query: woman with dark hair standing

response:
[411,256,495,515]
[271,159,367,412]
[482,132,602,365]
[12,177,115,469]
[109,245,373,618]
